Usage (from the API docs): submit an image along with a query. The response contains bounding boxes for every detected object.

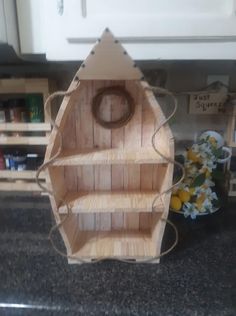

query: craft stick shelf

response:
[0,78,52,191]
[70,229,160,262]
[45,30,174,263]
[58,191,165,214]
[53,147,167,166]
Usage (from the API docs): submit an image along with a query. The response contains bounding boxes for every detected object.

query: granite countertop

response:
[0,193,235,316]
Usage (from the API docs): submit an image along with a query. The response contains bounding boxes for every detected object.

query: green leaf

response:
[190,173,206,187]
[212,147,223,158]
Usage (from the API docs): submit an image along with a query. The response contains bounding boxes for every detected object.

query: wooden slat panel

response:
[60,214,79,256]
[111,85,125,230]
[47,166,66,208]
[76,81,95,231]
[0,123,51,132]
[123,81,142,229]
[0,181,45,191]
[0,78,49,94]
[0,136,49,145]
[0,170,46,179]
[63,103,77,192]
[72,230,156,259]
[45,80,80,160]
[53,147,166,165]
[59,191,164,214]
[93,81,112,231]
[227,115,236,147]
[140,87,156,230]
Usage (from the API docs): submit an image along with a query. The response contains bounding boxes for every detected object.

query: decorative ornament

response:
[171,131,231,219]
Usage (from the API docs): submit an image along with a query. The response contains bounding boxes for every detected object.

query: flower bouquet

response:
[170,134,227,219]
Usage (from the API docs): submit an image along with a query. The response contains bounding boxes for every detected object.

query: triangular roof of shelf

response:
[76,29,143,80]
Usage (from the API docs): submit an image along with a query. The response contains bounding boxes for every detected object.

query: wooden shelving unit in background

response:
[0,78,51,191]
[227,102,236,196]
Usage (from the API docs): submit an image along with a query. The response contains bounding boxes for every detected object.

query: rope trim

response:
[92,86,135,129]
[36,82,184,264]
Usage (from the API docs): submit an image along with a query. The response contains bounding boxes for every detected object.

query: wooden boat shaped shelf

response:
[45,29,174,263]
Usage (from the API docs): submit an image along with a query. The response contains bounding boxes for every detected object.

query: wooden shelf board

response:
[0,136,49,145]
[0,170,45,179]
[71,230,156,259]
[0,78,49,94]
[59,191,164,214]
[0,181,45,191]
[0,123,51,132]
[53,147,167,166]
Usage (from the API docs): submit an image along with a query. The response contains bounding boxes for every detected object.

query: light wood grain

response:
[72,230,156,259]
[53,147,166,166]
[0,78,49,95]
[0,123,51,132]
[227,115,236,147]
[76,30,143,81]
[63,101,78,192]
[93,81,112,231]
[123,81,142,230]
[140,87,155,230]
[0,181,46,191]
[0,170,46,179]
[76,81,95,231]
[59,191,164,214]
[111,84,125,230]
[45,61,174,262]
[0,136,49,145]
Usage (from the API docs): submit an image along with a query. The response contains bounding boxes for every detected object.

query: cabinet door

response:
[44,0,236,60]
[0,0,19,53]
[64,0,236,40]
[16,0,45,54]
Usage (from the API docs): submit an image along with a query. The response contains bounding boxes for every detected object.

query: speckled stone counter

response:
[0,193,235,316]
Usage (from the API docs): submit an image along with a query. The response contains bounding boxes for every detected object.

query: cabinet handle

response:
[57,0,64,15]
[81,0,87,18]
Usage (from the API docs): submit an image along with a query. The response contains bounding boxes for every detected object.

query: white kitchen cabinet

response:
[0,0,19,54]
[17,0,236,60]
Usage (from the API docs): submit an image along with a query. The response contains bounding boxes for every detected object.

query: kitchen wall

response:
[1,58,235,153]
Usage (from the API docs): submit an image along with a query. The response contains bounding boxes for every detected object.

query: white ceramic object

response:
[199,130,232,163]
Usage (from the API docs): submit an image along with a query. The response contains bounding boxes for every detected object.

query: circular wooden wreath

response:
[92,86,135,129]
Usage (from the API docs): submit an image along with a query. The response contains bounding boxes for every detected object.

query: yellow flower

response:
[205,170,211,178]
[170,196,182,211]
[196,193,206,209]
[202,168,211,178]
[189,188,195,195]
[209,137,217,147]
[178,190,191,203]
[187,149,201,163]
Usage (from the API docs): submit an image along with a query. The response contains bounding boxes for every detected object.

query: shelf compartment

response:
[71,230,157,260]
[0,123,51,132]
[59,191,164,214]
[0,170,45,179]
[53,147,167,166]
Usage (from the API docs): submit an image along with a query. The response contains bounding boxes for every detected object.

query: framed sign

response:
[189,90,228,114]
